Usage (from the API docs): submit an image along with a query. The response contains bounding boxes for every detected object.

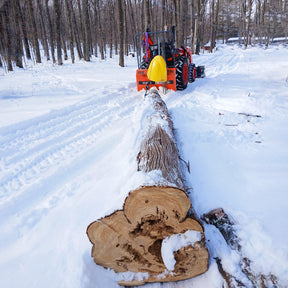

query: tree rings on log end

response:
[118,242,209,286]
[124,186,191,227]
[86,186,209,286]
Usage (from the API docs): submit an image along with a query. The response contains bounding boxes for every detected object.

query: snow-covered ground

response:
[0,45,288,288]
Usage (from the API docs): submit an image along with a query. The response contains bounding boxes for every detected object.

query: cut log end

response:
[87,186,209,286]
[124,186,192,226]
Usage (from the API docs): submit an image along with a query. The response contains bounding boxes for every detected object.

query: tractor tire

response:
[140,60,149,69]
[188,63,196,83]
[176,56,189,91]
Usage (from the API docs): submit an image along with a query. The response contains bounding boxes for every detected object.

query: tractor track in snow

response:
[0,92,137,207]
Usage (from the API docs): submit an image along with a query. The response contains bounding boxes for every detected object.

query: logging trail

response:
[0,45,288,288]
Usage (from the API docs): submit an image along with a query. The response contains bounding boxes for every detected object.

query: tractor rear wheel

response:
[176,56,188,90]
[188,63,196,83]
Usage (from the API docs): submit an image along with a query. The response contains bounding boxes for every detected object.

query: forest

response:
[0,0,287,71]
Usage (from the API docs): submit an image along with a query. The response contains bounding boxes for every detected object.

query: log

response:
[203,208,280,288]
[87,89,209,286]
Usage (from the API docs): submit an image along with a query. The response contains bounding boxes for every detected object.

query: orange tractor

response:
[135,29,205,92]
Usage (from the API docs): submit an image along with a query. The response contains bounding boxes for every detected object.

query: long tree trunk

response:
[69,0,83,60]
[117,0,124,67]
[161,0,166,30]
[2,2,13,71]
[54,0,62,65]
[87,89,209,286]
[45,0,56,63]
[144,0,151,30]
[36,0,49,61]
[195,0,201,54]
[65,0,75,63]
[12,0,24,68]
[16,0,31,60]
[245,0,253,47]
[27,0,41,63]
[82,0,90,61]
[96,0,105,60]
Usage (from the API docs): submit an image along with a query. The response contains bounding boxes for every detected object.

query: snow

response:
[161,230,202,271]
[1,45,288,288]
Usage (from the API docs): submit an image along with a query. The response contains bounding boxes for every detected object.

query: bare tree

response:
[144,0,151,30]
[2,1,13,71]
[27,0,41,63]
[64,0,75,63]
[54,0,62,65]
[82,0,91,61]
[1,0,288,74]
[245,0,253,46]
[36,0,49,61]
[45,0,56,63]
[16,0,31,60]
[11,0,24,68]
[117,0,124,67]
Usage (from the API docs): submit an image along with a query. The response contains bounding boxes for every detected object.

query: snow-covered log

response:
[203,208,280,288]
[87,89,209,286]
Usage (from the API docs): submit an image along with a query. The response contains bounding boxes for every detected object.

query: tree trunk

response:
[11,0,24,68]
[36,0,50,61]
[209,0,215,52]
[245,0,253,47]
[54,0,62,65]
[195,0,201,54]
[82,0,90,61]
[65,0,75,63]
[2,2,13,71]
[96,0,105,60]
[69,0,83,60]
[27,0,41,63]
[203,208,280,288]
[87,89,209,286]
[45,0,56,64]
[161,0,165,30]
[144,0,151,30]
[117,0,124,67]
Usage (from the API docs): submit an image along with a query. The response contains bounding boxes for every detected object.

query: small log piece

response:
[87,89,209,286]
[203,208,280,288]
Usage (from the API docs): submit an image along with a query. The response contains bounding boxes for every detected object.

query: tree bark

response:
[82,0,90,61]
[117,0,124,67]
[11,0,23,68]
[96,0,105,60]
[195,0,201,54]
[27,0,41,63]
[36,0,50,61]
[87,89,209,286]
[45,0,56,64]
[144,0,151,30]
[54,0,62,65]
[245,0,253,47]
[203,208,280,288]
[2,2,13,71]
[65,0,75,63]
[69,0,83,60]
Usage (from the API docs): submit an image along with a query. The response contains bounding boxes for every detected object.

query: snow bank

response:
[1,46,288,288]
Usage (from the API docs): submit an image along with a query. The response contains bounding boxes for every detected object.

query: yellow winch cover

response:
[147,55,167,82]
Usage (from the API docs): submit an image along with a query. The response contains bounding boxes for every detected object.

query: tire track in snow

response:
[0,91,138,206]
[202,47,242,78]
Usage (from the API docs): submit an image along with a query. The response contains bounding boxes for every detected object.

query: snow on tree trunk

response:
[87,89,209,286]
[203,208,280,288]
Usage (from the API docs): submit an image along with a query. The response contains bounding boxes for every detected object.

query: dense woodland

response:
[0,0,287,71]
